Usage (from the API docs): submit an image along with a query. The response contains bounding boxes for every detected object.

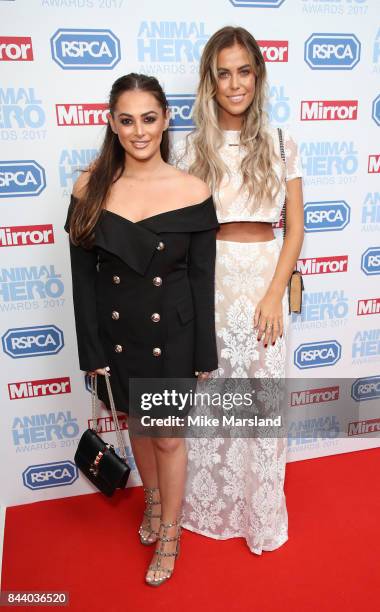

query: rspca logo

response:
[2,325,64,359]
[23,461,78,490]
[304,201,350,232]
[0,37,33,61]
[137,21,209,63]
[372,95,380,127]
[351,376,380,402]
[229,0,286,6]
[304,33,361,70]
[361,247,380,276]
[59,149,98,187]
[294,340,342,369]
[50,29,121,70]
[0,88,45,129]
[0,161,46,198]
[167,95,194,131]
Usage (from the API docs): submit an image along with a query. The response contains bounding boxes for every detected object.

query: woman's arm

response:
[66,236,107,372]
[64,171,108,372]
[265,177,304,298]
[254,177,304,345]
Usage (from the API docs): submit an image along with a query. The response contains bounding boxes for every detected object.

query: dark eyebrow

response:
[117,110,159,118]
[217,64,252,71]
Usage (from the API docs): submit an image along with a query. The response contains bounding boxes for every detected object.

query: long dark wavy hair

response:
[69,73,170,247]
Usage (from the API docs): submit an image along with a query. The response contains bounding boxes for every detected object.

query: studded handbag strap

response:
[90,373,127,460]
[278,127,287,240]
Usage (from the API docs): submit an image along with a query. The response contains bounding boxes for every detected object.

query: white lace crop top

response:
[170,126,303,224]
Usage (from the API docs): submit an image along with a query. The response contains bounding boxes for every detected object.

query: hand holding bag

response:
[74,372,131,497]
[278,127,304,314]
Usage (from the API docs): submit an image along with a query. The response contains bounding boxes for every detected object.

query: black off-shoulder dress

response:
[64,195,219,414]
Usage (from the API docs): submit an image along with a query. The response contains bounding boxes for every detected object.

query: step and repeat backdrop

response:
[1,0,379,506]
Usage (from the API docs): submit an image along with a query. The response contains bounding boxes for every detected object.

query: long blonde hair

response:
[186,26,282,205]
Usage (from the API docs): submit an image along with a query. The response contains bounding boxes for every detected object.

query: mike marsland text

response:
[139,415,283,428]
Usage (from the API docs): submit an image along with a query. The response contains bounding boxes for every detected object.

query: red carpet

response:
[2,448,380,612]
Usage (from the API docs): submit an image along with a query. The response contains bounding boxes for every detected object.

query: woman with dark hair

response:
[171,27,304,554]
[64,73,218,585]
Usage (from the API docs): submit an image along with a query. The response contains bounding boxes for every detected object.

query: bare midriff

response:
[217,221,275,243]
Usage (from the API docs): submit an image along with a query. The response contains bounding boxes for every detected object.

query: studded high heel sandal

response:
[145,520,181,587]
[138,487,161,546]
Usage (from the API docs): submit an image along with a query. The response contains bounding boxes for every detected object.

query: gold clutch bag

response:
[288,270,304,314]
[278,128,305,314]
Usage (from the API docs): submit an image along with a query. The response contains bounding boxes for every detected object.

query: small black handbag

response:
[74,372,131,497]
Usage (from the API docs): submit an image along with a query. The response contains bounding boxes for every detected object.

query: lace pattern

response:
[170,126,302,224]
[181,239,289,554]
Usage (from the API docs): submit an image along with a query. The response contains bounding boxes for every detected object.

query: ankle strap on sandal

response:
[143,487,161,505]
[160,520,181,529]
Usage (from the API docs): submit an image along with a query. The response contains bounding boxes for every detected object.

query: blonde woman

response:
[170,27,304,554]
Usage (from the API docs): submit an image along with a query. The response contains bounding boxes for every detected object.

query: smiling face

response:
[215,43,256,129]
[108,89,169,162]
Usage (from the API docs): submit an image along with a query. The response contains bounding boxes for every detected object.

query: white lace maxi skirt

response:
[182,238,289,555]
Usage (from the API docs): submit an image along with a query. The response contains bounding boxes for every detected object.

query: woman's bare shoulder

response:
[168,166,211,204]
[72,169,91,198]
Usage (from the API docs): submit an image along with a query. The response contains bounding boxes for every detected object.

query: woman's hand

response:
[86,367,110,377]
[254,292,283,347]
[196,371,211,380]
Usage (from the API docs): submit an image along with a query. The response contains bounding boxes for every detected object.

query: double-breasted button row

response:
[111,270,162,356]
